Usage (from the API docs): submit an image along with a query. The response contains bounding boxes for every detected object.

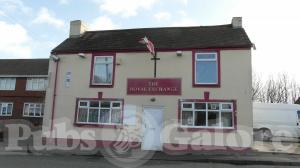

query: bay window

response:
[77,100,122,125]
[0,102,13,116]
[0,78,16,90]
[23,103,44,117]
[180,101,234,129]
[194,52,219,85]
[92,56,114,85]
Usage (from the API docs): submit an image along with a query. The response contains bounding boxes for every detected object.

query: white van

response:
[253,102,300,141]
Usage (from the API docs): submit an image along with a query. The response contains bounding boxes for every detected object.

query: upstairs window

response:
[0,78,16,90]
[92,56,114,85]
[0,102,13,116]
[26,78,48,91]
[194,52,219,86]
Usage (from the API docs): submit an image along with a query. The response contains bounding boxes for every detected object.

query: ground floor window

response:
[0,102,13,116]
[23,103,44,117]
[180,101,234,128]
[77,100,122,125]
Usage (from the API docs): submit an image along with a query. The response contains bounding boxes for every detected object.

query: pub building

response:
[42,17,253,151]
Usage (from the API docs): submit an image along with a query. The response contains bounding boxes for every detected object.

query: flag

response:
[139,36,155,56]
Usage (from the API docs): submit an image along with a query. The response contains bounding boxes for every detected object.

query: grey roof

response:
[52,24,252,53]
[0,59,49,76]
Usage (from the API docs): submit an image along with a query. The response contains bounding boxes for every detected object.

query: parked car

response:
[253,102,300,141]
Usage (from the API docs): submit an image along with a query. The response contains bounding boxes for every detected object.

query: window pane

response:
[101,101,110,108]
[112,102,121,108]
[111,109,121,123]
[196,61,217,84]
[208,111,220,127]
[79,101,88,107]
[222,103,232,110]
[78,108,88,122]
[194,111,206,126]
[100,109,110,123]
[182,111,193,126]
[196,53,216,59]
[89,101,99,107]
[88,109,99,123]
[221,112,233,127]
[29,107,34,116]
[26,79,32,90]
[195,103,206,110]
[7,104,12,115]
[93,63,113,84]
[24,104,29,115]
[2,106,7,115]
[32,79,38,90]
[95,57,113,63]
[182,103,192,109]
[208,103,219,110]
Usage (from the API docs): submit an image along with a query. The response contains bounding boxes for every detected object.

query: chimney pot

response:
[69,20,88,37]
[232,17,242,28]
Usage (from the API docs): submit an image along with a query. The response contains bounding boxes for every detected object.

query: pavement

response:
[1,132,300,167]
[1,141,300,167]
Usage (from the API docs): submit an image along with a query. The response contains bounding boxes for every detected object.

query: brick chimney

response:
[69,20,88,38]
[231,17,242,28]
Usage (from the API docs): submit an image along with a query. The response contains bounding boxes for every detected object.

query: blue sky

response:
[0,0,300,82]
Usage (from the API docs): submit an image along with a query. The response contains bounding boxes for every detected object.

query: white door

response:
[142,106,163,151]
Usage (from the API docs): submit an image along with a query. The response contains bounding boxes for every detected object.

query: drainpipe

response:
[49,54,60,137]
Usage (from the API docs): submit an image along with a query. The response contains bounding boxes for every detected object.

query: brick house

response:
[0,59,49,130]
[43,17,253,151]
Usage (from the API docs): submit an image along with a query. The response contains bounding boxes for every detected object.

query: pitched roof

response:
[52,24,252,54]
[0,59,49,76]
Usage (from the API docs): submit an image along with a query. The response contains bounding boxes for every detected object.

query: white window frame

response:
[76,100,122,125]
[194,52,218,85]
[23,103,44,117]
[0,78,16,90]
[26,78,48,91]
[92,56,114,85]
[0,102,13,116]
[180,102,234,129]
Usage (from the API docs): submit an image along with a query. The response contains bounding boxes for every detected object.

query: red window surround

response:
[90,52,116,88]
[177,98,237,133]
[73,93,124,129]
[192,49,221,88]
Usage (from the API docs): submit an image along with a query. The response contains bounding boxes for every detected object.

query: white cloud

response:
[0,0,32,15]
[58,0,70,5]
[171,18,199,27]
[89,16,119,30]
[32,7,65,28]
[0,21,32,58]
[94,0,158,18]
[178,0,188,5]
[154,11,171,21]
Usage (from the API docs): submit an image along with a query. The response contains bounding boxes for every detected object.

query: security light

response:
[78,53,86,58]
[50,54,60,62]
[176,51,183,57]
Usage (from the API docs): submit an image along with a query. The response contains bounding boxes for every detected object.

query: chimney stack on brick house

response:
[69,20,88,37]
[232,17,242,28]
